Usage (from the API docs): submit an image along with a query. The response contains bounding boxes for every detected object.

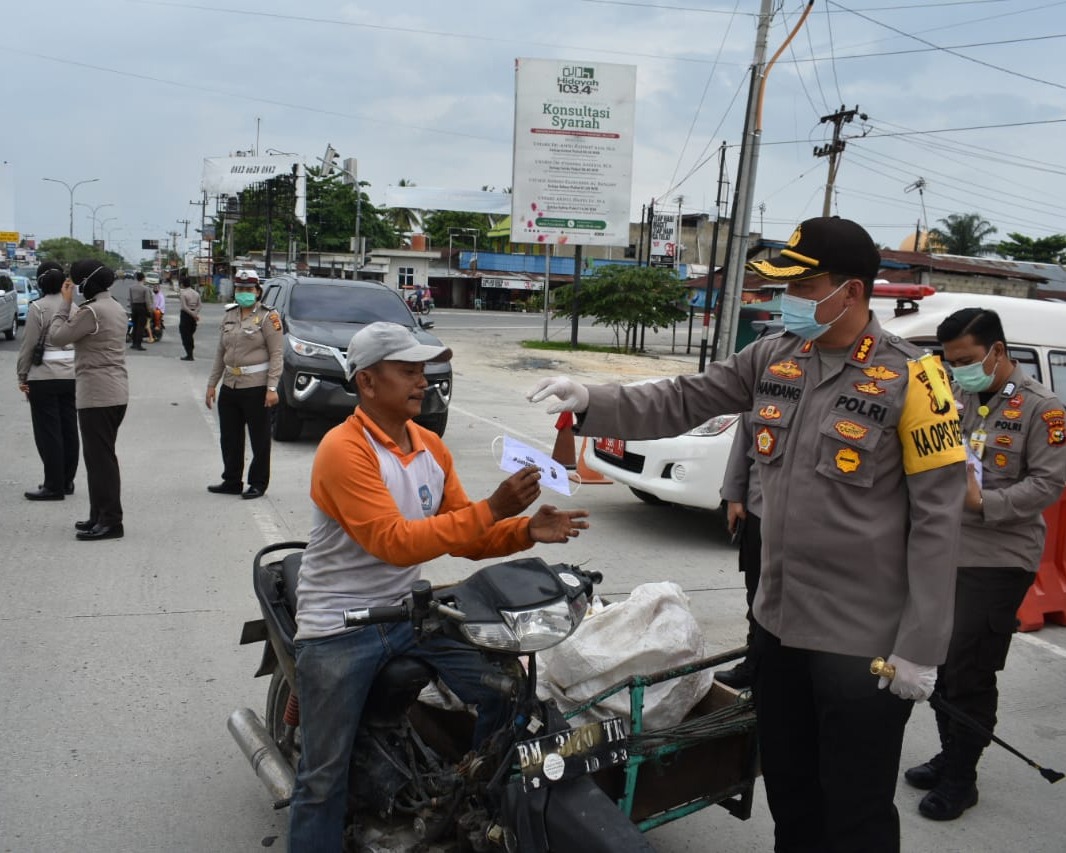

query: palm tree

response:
[929,213,998,257]
[387,178,422,238]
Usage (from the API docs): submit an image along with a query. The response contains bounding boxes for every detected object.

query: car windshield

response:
[289,284,413,325]
[13,277,29,293]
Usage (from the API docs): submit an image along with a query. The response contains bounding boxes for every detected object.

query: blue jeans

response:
[287,623,510,852]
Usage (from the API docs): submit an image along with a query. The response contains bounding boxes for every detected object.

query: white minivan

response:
[583,291,1066,510]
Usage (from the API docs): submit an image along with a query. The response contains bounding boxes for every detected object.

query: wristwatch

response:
[267,386,277,392]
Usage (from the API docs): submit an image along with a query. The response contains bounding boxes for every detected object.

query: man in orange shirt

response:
[288,322,589,852]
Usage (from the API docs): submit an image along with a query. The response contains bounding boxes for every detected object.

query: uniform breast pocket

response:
[750,400,798,466]
[985,444,1023,480]
[814,412,885,488]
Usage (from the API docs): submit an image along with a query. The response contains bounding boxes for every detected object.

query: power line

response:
[829,0,1066,92]
[786,32,1066,64]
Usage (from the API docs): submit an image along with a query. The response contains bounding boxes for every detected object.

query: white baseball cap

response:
[346,322,452,379]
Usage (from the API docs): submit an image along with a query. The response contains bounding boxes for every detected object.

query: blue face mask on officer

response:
[780,280,850,341]
[950,347,998,393]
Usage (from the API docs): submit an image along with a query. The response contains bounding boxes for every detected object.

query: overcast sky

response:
[4,0,1066,263]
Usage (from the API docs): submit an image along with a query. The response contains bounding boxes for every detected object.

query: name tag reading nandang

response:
[499,435,574,497]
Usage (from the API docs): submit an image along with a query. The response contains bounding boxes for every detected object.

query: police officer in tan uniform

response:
[530,217,967,853]
[904,307,1066,821]
[50,260,130,540]
[205,271,283,499]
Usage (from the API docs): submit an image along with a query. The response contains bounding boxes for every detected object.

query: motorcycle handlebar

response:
[343,603,409,627]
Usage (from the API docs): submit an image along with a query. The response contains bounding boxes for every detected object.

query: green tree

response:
[216,169,399,262]
[422,210,493,250]
[37,237,127,270]
[551,264,688,352]
[929,213,998,256]
[386,178,421,237]
[995,232,1066,263]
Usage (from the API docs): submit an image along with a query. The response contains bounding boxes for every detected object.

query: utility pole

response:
[815,104,866,217]
[176,217,191,239]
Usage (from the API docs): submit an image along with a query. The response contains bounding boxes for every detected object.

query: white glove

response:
[527,376,590,414]
[876,653,937,702]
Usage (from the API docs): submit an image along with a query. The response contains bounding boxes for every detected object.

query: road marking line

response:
[1016,630,1066,659]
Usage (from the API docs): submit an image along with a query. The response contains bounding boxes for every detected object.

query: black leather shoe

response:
[25,487,65,501]
[715,661,755,689]
[180,355,194,361]
[76,523,124,541]
[65,482,75,495]
[131,345,146,351]
[905,753,947,790]
[242,486,266,500]
[918,781,978,821]
[74,520,97,532]
[207,482,243,495]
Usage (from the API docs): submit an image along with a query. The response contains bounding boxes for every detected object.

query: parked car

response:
[14,275,40,324]
[259,275,452,441]
[0,272,19,340]
[582,290,1066,511]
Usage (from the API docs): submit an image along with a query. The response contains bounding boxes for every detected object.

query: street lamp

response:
[77,201,115,243]
[42,177,100,239]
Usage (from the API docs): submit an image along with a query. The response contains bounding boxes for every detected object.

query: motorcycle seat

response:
[280,552,302,616]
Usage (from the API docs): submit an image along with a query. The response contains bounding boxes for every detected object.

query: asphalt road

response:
[1,302,1064,852]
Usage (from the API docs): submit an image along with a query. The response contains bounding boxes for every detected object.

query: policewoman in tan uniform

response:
[530,217,967,853]
[50,260,130,541]
[16,262,79,500]
[903,307,1066,821]
[205,272,283,499]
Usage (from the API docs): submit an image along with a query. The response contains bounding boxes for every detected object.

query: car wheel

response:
[417,411,448,437]
[630,487,667,505]
[271,389,303,442]
[4,314,15,341]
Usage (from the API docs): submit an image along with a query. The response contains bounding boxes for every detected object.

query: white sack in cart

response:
[536,581,715,731]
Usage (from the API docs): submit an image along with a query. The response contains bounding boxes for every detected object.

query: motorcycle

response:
[407,293,434,315]
[229,542,656,852]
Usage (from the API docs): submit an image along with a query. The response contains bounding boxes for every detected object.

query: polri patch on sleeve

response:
[270,311,281,331]
[898,359,966,475]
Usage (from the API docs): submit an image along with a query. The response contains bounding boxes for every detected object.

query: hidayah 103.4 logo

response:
[557,64,599,95]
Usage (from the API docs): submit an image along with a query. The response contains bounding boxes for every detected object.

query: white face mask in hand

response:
[527,376,590,414]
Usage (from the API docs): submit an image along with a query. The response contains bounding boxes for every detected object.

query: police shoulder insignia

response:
[1050,427,1066,447]
[1043,409,1066,446]
[800,340,814,354]
[835,447,861,473]
[851,335,875,363]
[1042,409,1066,423]
[854,381,885,396]
[863,365,900,381]
[270,311,282,331]
[768,359,803,380]
[755,426,777,456]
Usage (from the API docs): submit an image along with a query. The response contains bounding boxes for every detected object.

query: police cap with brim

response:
[746,216,881,283]
[346,321,452,380]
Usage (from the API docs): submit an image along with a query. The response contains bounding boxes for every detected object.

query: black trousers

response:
[934,566,1034,767]
[130,304,149,347]
[28,379,79,492]
[217,385,271,490]
[179,312,196,356]
[739,512,762,648]
[78,404,126,527]
[752,627,913,853]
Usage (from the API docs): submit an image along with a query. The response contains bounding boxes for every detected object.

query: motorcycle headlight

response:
[460,594,587,653]
[686,414,739,437]
[287,335,332,359]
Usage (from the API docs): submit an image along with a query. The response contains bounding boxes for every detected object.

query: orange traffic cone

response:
[576,436,613,485]
[551,412,577,469]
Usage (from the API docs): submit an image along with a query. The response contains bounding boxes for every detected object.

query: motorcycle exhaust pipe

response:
[227,708,296,808]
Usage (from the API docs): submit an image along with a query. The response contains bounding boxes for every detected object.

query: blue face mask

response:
[781,281,848,341]
[951,347,996,393]
[234,291,257,308]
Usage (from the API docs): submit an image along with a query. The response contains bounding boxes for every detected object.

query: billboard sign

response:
[649,213,677,259]
[511,58,636,247]
[142,239,160,250]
